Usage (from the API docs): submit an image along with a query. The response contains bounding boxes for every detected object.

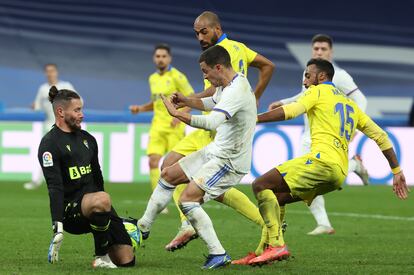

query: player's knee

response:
[252,179,265,195]
[148,155,161,169]
[160,167,175,183]
[93,192,112,212]
[161,152,181,170]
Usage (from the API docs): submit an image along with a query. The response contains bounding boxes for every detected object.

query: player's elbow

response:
[262,60,275,75]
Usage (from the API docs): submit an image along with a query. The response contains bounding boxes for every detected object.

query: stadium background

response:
[0,0,413,185]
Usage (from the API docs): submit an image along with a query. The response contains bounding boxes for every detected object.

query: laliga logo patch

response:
[42,152,53,167]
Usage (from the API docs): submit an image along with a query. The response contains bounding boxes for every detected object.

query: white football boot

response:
[307,225,335,235]
[92,254,117,269]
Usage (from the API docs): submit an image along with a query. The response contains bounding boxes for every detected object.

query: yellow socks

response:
[173,184,188,223]
[280,206,286,223]
[257,190,285,247]
[222,188,269,255]
[222,188,264,226]
[149,168,160,191]
[254,225,269,255]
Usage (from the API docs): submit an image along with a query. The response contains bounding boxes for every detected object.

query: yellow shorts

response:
[147,126,185,156]
[172,129,213,156]
[276,155,345,206]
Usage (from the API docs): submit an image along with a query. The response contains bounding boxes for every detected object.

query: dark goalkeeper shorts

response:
[62,196,131,247]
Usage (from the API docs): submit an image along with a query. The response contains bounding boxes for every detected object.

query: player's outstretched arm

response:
[357,114,409,199]
[258,102,306,123]
[170,92,206,110]
[191,85,216,99]
[129,101,154,114]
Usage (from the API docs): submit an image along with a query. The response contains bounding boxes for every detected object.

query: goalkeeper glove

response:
[48,221,63,263]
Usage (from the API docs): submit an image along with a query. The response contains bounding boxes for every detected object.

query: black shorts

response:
[62,196,131,247]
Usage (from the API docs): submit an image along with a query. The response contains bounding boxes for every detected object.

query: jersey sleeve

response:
[38,138,64,222]
[297,86,320,111]
[241,43,258,65]
[212,84,244,119]
[334,69,359,95]
[356,109,392,151]
[90,136,104,191]
[174,71,194,96]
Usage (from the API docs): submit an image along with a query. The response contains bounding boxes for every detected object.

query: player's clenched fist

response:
[129,105,141,114]
[48,221,64,263]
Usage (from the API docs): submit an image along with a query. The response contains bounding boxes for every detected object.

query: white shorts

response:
[178,148,246,202]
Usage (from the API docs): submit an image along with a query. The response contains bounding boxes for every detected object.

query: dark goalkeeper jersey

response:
[38,125,104,222]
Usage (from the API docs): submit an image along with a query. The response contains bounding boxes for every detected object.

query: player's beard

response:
[157,62,167,72]
[65,116,81,131]
[200,33,219,50]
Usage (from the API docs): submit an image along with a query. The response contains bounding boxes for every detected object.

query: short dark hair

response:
[49,86,80,109]
[154,43,171,55]
[306,58,335,80]
[197,11,221,27]
[44,63,58,70]
[311,34,333,48]
[198,45,231,68]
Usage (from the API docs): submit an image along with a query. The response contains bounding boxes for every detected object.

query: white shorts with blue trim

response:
[178,148,246,202]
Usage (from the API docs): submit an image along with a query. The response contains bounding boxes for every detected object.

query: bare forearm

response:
[382,148,400,170]
[140,101,154,112]
[258,107,285,123]
[172,111,192,125]
[193,86,216,99]
[182,98,206,111]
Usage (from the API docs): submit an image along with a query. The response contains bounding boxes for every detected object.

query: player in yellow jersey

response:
[235,58,409,266]
[130,44,194,212]
[160,11,275,252]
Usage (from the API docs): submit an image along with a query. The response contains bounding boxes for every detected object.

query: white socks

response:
[348,158,357,173]
[180,202,225,255]
[308,195,332,228]
[138,178,175,232]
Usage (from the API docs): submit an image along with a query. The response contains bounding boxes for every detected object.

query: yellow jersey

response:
[203,33,257,90]
[149,66,194,128]
[297,81,384,175]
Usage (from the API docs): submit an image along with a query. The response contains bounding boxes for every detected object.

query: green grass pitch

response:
[0,182,413,274]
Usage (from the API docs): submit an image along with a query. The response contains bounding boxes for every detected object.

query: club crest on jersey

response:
[42,152,53,167]
[83,139,89,149]
[66,145,71,151]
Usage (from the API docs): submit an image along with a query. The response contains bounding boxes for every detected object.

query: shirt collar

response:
[157,65,172,74]
[216,33,227,44]
[322,81,335,87]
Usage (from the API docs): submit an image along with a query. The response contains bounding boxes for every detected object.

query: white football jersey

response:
[205,74,257,173]
[34,81,75,125]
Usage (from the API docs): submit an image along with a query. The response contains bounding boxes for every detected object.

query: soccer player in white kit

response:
[269,34,369,235]
[137,45,257,269]
[24,64,75,190]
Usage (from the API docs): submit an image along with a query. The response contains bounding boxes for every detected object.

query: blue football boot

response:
[202,253,231,269]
